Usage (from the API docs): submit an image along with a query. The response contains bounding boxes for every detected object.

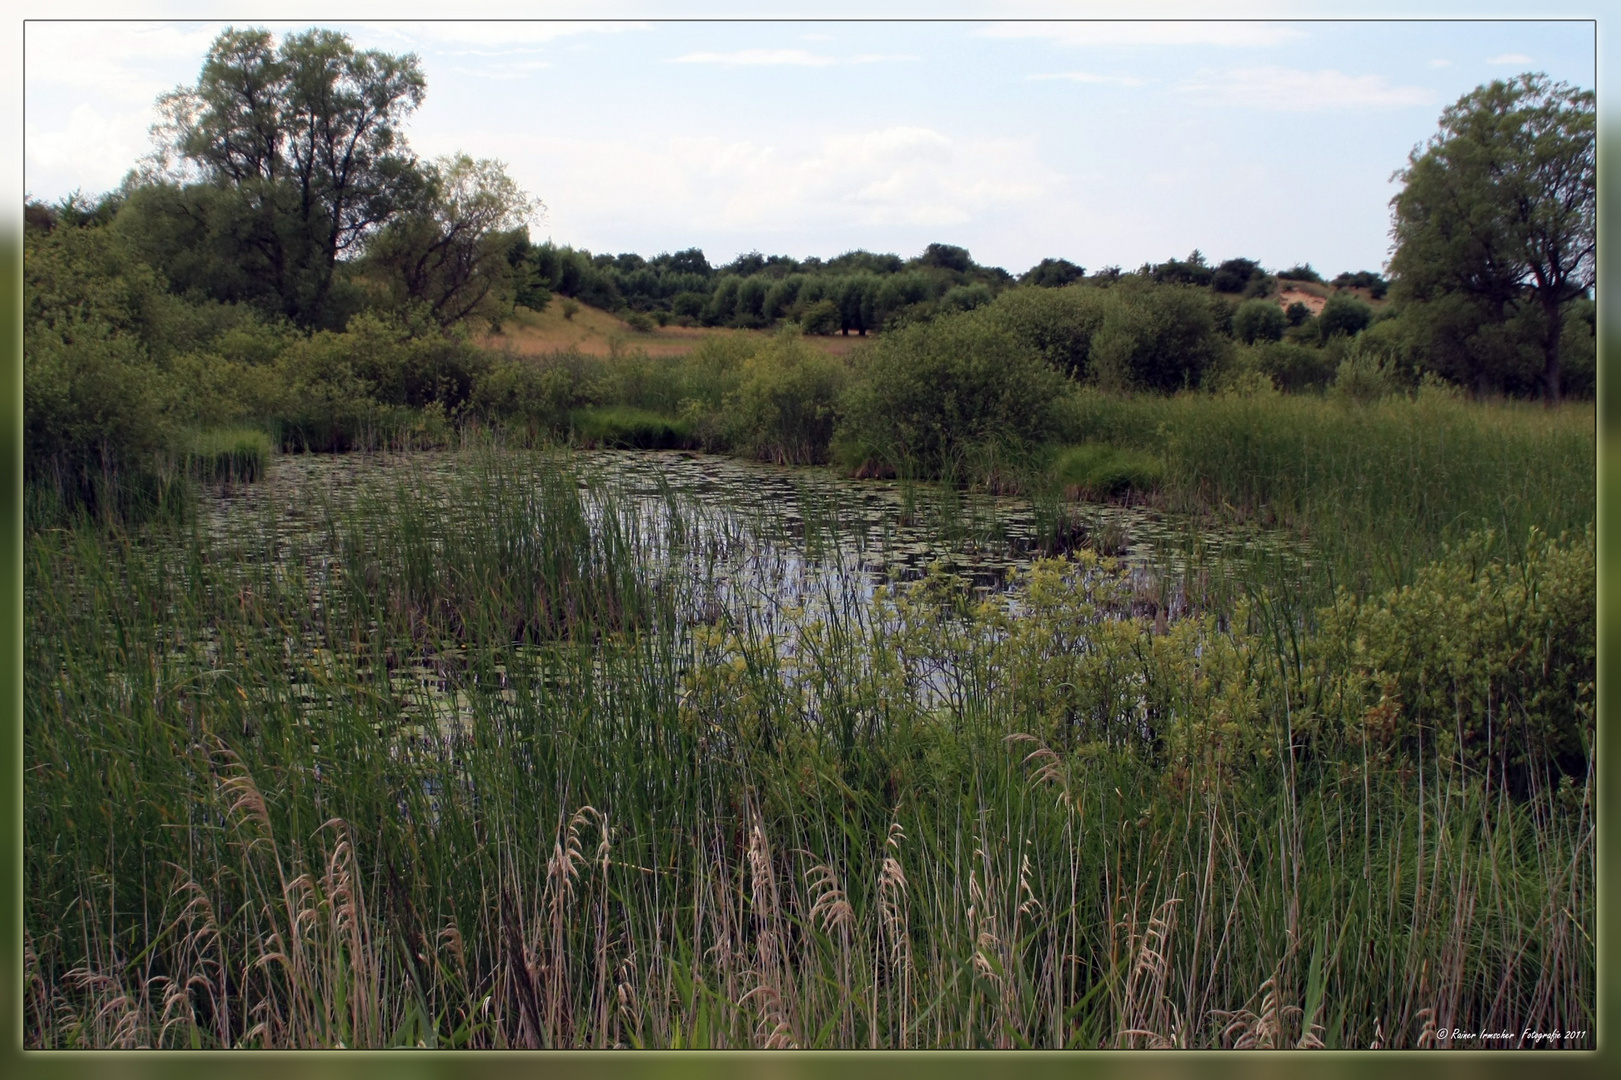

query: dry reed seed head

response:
[438,923,466,971]
[805,863,855,935]
[1017,851,1043,919]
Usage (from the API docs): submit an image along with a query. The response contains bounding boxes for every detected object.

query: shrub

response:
[561,298,581,320]
[1311,526,1594,785]
[1317,294,1373,341]
[1211,257,1263,294]
[1284,301,1313,327]
[727,334,847,464]
[800,298,840,336]
[1089,284,1228,392]
[25,318,177,485]
[1278,263,1324,284]
[981,285,1111,379]
[835,311,1066,478]
[1231,298,1287,344]
[472,350,590,433]
[1331,270,1389,299]
[1020,257,1085,288]
[1241,273,1275,300]
[1328,340,1402,403]
[940,283,994,313]
[670,291,707,319]
[1254,340,1337,393]
[623,310,655,333]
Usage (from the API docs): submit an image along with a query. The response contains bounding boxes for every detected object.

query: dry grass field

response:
[482,301,873,358]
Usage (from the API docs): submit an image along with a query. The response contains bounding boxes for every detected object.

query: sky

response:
[16,6,1599,280]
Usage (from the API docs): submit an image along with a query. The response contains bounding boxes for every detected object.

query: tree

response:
[1389,73,1594,402]
[364,155,540,327]
[149,27,427,328]
[914,243,972,274]
[1317,294,1372,342]
[1232,298,1286,344]
[1211,257,1263,294]
[1020,257,1085,288]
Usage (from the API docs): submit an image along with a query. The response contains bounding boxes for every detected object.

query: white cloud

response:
[668,49,913,67]
[1487,52,1534,64]
[1029,71,1147,86]
[443,57,553,80]
[25,22,222,96]
[364,21,650,49]
[979,21,1306,48]
[500,125,1058,238]
[1180,67,1435,109]
[26,103,152,196]
[1428,58,1451,68]
[671,49,837,66]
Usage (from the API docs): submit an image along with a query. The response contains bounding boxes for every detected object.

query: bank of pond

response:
[24,417,1595,1048]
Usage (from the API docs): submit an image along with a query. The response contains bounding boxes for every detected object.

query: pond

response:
[198,446,1311,629]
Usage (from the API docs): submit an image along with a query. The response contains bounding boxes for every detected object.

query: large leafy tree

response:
[148,27,428,328]
[1389,73,1594,402]
[363,155,540,327]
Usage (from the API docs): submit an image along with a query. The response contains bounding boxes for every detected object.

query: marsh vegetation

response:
[22,27,1596,1051]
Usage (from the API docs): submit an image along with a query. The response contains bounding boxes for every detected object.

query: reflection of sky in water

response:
[199,446,1312,623]
[191,448,1311,735]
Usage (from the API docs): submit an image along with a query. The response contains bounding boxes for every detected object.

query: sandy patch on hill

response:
[1276,288,1328,316]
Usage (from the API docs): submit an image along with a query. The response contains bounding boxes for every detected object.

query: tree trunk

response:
[1542,293,1562,405]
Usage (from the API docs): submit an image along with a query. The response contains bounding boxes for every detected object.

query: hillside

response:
[483,301,873,358]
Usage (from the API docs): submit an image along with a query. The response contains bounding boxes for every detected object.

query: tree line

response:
[21,26,1595,512]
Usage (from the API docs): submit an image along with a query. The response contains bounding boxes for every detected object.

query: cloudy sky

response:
[18,6,1597,279]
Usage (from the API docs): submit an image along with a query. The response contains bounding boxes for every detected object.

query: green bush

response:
[623,310,655,333]
[472,350,591,434]
[670,291,707,319]
[1317,294,1373,341]
[1089,284,1228,392]
[1241,273,1274,300]
[1285,301,1313,327]
[1311,527,1594,783]
[1328,340,1404,404]
[981,285,1111,379]
[1254,340,1337,392]
[940,282,994,313]
[835,311,1067,478]
[25,319,174,479]
[1278,263,1324,284]
[272,314,488,450]
[1232,298,1286,344]
[1332,270,1389,299]
[727,333,847,464]
[800,298,840,335]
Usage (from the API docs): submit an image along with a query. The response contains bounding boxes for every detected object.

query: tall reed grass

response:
[23,451,1593,1048]
[1058,388,1594,599]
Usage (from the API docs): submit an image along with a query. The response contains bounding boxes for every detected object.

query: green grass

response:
[1049,442,1165,499]
[23,450,1593,1049]
[1057,388,1595,599]
[187,427,273,483]
[569,406,695,449]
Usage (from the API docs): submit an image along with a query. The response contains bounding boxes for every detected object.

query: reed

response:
[24,448,1593,1048]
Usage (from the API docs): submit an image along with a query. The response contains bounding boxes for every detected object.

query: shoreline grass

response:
[23,450,1594,1049]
